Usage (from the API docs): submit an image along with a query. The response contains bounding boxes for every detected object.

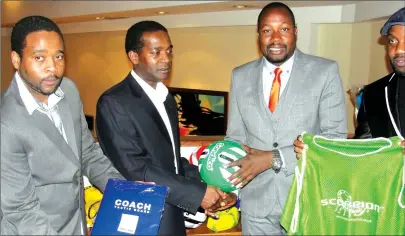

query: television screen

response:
[168,87,228,136]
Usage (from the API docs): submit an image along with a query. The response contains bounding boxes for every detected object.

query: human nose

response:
[45,57,56,73]
[271,31,282,44]
[161,51,172,64]
[395,39,405,55]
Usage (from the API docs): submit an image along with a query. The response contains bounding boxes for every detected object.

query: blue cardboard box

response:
[91,179,168,235]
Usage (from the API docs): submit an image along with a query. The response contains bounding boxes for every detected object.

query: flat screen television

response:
[168,87,228,137]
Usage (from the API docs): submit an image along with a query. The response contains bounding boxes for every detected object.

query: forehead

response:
[259,8,294,25]
[24,31,64,50]
[388,25,405,36]
[142,30,171,46]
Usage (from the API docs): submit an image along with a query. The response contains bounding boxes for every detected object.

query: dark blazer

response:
[355,73,401,139]
[96,73,206,235]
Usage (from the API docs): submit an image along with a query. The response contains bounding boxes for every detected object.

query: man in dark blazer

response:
[96,21,236,236]
[1,16,123,235]
[354,7,405,139]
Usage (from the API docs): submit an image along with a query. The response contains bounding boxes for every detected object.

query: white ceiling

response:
[2,1,360,27]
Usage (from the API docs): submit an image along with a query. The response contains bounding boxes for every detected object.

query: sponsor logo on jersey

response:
[320,190,384,223]
[206,143,224,171]
[114,199,151,213]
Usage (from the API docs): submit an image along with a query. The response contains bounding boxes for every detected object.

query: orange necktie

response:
[268,68,282,112]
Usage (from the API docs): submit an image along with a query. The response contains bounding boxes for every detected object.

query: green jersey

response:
[281,133,405,235]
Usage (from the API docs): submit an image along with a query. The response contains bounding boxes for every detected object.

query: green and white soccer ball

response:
[198,140,247,192]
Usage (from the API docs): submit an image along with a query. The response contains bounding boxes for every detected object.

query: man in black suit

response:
[354,7,405,139]
[96,21,236,235]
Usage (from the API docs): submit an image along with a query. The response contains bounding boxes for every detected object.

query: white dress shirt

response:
[131,70,178,174]
[262,53,295,105]
[16,72,68,144]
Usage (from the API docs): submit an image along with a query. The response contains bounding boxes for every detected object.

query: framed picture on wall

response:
[168,87,228,137]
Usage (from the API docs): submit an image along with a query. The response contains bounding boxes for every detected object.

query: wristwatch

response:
[272,149,283,173]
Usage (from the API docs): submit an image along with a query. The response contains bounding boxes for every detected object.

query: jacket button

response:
[273,142,278,148]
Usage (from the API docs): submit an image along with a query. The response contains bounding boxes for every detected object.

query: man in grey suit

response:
[1,16,123,235]
[225,2,347,235]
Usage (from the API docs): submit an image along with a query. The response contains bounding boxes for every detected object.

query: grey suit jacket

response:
[226,49,347,218]
[1,75,123,235]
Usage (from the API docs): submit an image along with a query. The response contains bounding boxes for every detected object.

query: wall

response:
[369,19,393,83]
[315,19,392,133]
[1,37,13,93]
[1,26,260,116]
[316,23,354,133]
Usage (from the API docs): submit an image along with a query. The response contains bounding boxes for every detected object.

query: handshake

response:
[201,185,237,218]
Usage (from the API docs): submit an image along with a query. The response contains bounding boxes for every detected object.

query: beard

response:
[391,56,405,76]
[19,70,63,96]
[264,53,289,64]
[263,44,289,65]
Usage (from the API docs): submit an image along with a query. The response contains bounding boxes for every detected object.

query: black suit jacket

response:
[355,73,401,138]
[96,73,207,235]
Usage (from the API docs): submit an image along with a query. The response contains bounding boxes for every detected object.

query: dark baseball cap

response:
[380,7,405,35]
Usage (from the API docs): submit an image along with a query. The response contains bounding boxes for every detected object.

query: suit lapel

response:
[30,111,80,164]
[386,74,401,137]
[126,75,172,143]
[252,58,273,124]
[273,50,310,123]
[58,97,79,158]
[10,77,80,164]
[164,95,181,173]
[164,95,180,150]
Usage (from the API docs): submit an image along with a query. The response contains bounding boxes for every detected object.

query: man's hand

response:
[226,149,272,188]
[294,135,305,160]
[401,140,405,154]
[201,186,226,218]
[205,192,238,218]
[241,144,250,153]
[210,192,238,211]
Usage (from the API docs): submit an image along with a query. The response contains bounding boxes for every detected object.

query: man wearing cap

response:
[354,7,405,139]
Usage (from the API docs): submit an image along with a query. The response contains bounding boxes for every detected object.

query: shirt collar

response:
[15,72,65,115]
[131,70,168,103]
[264,51,295,75]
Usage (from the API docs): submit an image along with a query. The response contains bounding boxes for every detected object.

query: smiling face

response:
[258,7,297,66]
[11,30,65,103]
[387,25,405,76]
[129,30,173,88]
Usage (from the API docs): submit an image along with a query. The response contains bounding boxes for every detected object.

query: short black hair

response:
[11,15,64,57]
[125,20,168,54]
[257,2,296,31]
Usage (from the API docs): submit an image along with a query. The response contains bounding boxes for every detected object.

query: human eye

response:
[388,38,397,44]
[55,54,64,60]
[35,56,45,61]
[151,50,160,57]
[281,27,289,32]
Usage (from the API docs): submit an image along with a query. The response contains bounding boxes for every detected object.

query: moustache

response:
[41,75,61,81]
[267,44,287,50]
[393,55,405,60]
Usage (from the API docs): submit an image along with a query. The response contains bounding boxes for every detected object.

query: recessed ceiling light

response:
[158,11,166,14]
[95,16,105,20]
[234,5,248,9]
